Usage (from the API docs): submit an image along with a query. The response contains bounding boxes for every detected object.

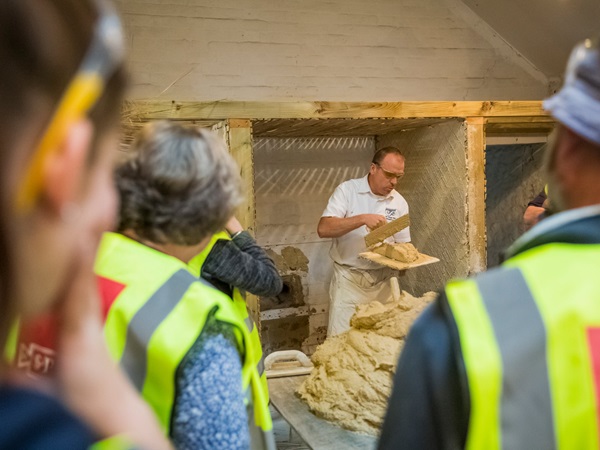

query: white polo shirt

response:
[321,175,410,269]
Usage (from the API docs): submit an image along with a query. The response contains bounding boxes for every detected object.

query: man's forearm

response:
[317,216,365,238]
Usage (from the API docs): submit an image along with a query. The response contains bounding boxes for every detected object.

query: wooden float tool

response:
[364,214,410,249]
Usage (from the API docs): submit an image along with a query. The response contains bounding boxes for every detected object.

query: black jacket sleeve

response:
[527,189,547,208]
[378,294,470,450]
[203,231,283,297]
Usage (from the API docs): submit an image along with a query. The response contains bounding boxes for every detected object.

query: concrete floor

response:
[271,405,310,450]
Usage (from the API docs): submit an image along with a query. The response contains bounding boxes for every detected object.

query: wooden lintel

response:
[485,116,555,125]
[485,115,556,136]
[226,119,259,328]
[486,126,555,136]
[124,100,548,121]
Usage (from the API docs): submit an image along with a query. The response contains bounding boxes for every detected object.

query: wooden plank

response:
[359,251,440,271]
[226,119,260,327]
[485,116,555,135]
[120,118,220,151]
[364,214,410,248]
[125,100,548,121]
[485,116,556,125]
[465,117,487,274]
[227,119,255,233]
[269,375,376,450]
[486,126,555,136]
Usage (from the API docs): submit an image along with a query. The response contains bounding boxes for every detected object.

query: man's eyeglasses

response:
[374,162,404,180]
[16,0,125,213]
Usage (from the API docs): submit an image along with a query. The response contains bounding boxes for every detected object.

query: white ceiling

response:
[460,0,600,78]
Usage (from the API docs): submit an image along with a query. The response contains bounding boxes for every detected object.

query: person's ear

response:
[369,163,377,176]
[554,128,581,178]
[41,118,93,216]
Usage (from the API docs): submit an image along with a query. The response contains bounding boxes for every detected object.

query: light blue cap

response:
[544,38,600,146]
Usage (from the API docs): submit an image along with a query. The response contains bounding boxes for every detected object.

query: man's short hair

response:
[372,147,405,165]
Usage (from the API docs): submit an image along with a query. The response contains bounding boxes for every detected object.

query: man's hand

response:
[317,214,388,238]
[362,214,387,231]
[523,205,545,231]
[225,216,244,234]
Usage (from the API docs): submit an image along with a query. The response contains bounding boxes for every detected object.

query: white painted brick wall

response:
[116,0,549,101]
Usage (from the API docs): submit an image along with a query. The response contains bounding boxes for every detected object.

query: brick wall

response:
[116,0,549,101]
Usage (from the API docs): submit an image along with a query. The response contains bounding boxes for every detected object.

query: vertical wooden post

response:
[227,119,256,233]
[465,117,487,274]
[226,119,260,327]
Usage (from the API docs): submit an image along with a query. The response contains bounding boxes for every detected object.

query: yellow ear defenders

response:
[15,0,125,213]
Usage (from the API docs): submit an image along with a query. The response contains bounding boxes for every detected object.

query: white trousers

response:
[327,263,394,336]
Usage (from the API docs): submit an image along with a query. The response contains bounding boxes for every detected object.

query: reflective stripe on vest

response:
[446,243,600,450]
[103,266,252,433]
[97,232,273,448]
[120,269,194,391]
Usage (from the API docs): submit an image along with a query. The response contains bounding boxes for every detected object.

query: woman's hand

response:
[225,216,244,235]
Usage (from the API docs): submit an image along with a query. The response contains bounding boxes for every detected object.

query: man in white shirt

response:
[318,147,411,336]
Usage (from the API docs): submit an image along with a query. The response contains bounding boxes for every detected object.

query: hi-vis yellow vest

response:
[95,232,274,450]
[446,242,600,450]
[188,231,270,404]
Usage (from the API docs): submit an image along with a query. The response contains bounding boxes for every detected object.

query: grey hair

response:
[116,121,242,245]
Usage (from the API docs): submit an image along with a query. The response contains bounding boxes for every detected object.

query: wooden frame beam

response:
[124,100,548,121]
[226,119,260,327]
[226,119,255,234]
[465,117,487,274]
[485,116,556,136]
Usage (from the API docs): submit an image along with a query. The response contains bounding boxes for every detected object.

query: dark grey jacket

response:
[202,231,283,298]
[379,206,600,450]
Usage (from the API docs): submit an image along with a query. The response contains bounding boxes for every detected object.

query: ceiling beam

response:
[124,100,549,121]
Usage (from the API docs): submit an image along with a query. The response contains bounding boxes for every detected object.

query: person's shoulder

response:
[189,276,232,300]
[408,295,452,346]
[0,385,95,448]
[338,176,369,191]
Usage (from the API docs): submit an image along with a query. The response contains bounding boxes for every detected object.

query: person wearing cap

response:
[379,38,600,450]
[317,147,410,336]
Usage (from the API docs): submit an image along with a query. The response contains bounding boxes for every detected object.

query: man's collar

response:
[506,204,600,258]
[357,175,371,193]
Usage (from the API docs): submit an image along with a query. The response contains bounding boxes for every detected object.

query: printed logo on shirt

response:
[385,208,398,221]
[17,343,55,377]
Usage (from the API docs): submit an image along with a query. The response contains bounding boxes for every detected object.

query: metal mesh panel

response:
[486,143,546,267]
[378,119,469,295]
